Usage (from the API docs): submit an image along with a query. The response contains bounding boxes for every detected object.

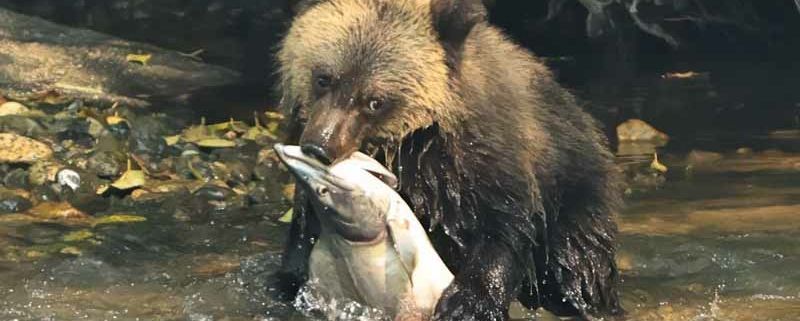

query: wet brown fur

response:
[277,0,623,319]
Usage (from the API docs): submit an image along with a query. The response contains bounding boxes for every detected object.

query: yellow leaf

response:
[282,184,295,200]
[278,208,294,223]
[650,153,668,173]
[243,125,276,141]
[208,119,249,133]
[164,135,181,146]
[264,111,285,120]
[181,124,213,143]
[196,138,236,148]
[96,184,110,195]
[59,246,82,256]
[92,214,147,227]
[111,160,146,190]
[126,53,152,65]
[106,113,127,126]
[63,230,94,242]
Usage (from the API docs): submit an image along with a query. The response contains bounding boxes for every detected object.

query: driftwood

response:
[547,0,764,47]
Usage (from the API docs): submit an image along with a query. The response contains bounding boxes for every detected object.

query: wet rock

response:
[246,185,270,205]
[0,190,33,214]
[3,168,30,189]
[191,254,241,279]
[0,101,29,116]
[54,120,95,148]
[193,185,233,202]
[769,129,800,139]
[30,185,59,203]
[56,169,82,191]
[735,147,754,156]
[617,119,670,142]
[176,155,214,181]
[28,201,90,220]
[0,8,240,107]
[761,149,785,157]
[686,150,723,168]
[225,160,252,186]
[0,133,54,164]
[87,151,123,178]
[28,160,61,185]
[0,115,45,136]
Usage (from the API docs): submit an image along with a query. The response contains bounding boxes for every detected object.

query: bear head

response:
[279,0,487,163]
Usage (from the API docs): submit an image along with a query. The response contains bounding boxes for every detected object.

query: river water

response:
[1,123,799,320]
[2,130,798,321]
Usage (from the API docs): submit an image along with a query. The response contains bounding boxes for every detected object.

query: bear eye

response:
[366,98,386,113]
[314,74,333,91]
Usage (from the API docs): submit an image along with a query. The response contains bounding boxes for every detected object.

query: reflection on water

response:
[2,132,800,321]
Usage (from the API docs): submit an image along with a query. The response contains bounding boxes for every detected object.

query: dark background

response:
[1,0,798,135]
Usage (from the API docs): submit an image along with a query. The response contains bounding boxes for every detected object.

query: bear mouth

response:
[360,123,442,182]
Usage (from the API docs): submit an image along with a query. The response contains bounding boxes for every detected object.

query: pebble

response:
[3,168,30,189]
[87,151,123,178]
[0,101,30,116]
[0,133,54,163]
[0,191,33,214]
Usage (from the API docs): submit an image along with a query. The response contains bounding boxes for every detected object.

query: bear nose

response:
[302,144,332,165]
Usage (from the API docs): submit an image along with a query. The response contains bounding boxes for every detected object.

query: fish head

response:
[274,144,398,243]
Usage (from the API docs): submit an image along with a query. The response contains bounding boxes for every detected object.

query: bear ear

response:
[287,0,326,16]
[430,0,487,57]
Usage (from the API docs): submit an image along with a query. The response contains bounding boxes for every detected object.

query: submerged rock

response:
[686,150,724,168]
[0,189,33,214]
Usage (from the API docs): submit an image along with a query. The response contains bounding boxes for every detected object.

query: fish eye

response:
[317,186,329,195]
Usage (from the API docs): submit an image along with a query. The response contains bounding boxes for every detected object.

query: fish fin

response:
[387,217,417,285]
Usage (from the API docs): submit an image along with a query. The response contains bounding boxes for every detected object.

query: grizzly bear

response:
[272,0,624,320]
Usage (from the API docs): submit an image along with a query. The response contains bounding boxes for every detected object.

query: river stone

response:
[0,192,33,214]
[0,101,29,116]
[617,119,670,142]
[0,115,45,136]
[0,8,240,107]
[686,150,724,168]
[0,133,53,163]
[87,151,123,178]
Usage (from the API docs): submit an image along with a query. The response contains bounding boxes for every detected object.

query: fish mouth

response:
[273,144,353,192]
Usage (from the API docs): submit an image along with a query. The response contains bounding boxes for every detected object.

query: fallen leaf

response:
[96,184,110,195]
[164,135,181,146]
[126,53,152,65]
[282,184,295,200]
[278,208,294,223]
[111,159,146,190]
[92,214,147,227]
[59,246,82,256]
[208,118,249,133]
[106,112,127,126]
[196,138,236,148]
[264,111,285,120]
[650,153,668,173]
[63,230,94,242]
